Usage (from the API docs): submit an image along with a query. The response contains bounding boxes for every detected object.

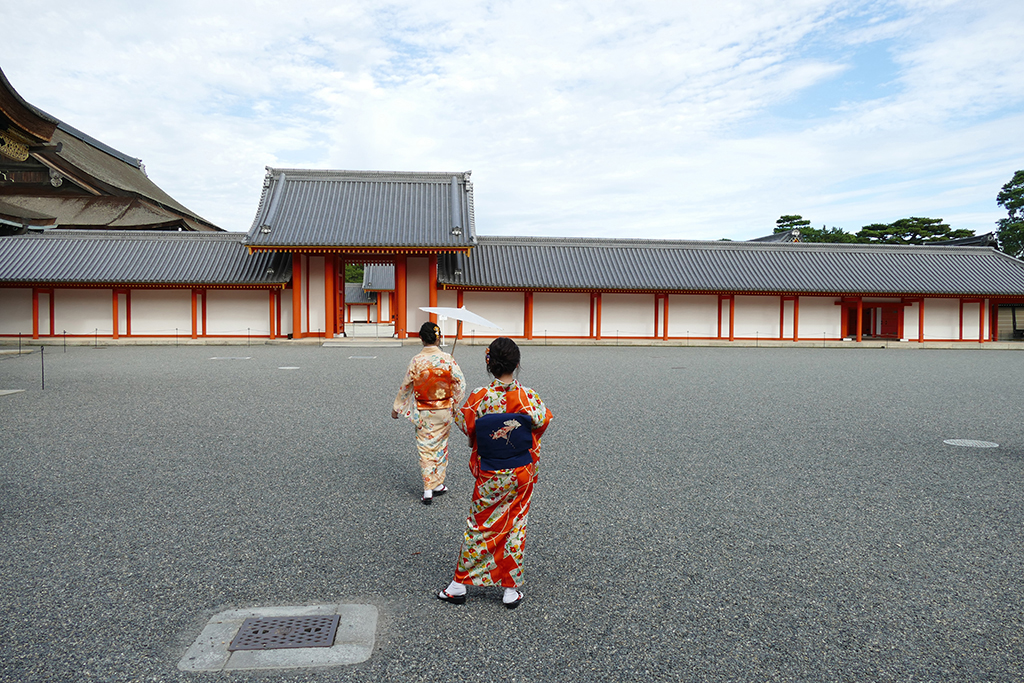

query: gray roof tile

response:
[246,168,477,250]
[439,236,1024,297]
[0,231,290,286]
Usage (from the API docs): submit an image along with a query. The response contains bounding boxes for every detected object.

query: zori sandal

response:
[503,590,523,609]
[437,589,467,605]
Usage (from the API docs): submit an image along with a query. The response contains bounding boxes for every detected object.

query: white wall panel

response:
[0,288,33,335]
[665,295,719,337]
[601,293,655,337]
[534,292,590,337]
[405,258,430,338]
[461,291,523,336]
[734,295,780,338]
[55,289,112,335]
[797,297,841,339]
[206,290,272,336]
[130,290,191,335]
[923,298,958,340]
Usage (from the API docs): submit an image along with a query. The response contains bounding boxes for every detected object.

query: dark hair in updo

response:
[486,337,520,378]
[418,321,440,345]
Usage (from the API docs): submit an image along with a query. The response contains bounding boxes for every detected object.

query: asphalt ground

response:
[1,344,1022,682]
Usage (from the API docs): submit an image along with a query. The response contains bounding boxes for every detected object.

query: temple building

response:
[2,66,1024,344]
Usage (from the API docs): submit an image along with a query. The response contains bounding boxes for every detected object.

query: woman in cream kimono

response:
[392,322,466,504]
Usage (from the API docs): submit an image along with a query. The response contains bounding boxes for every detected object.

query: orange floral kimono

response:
[453,379,552,587]
[393,346,466,489]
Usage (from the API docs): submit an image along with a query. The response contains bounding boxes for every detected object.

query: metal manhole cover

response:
[227,615,341,651]
[943,439,999,448]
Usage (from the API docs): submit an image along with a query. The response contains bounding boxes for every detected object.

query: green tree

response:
[345,263,364,283]
[856,217,973,244]
[774,215,811,232]
[800,224,863,243]
[996,170,1024,258]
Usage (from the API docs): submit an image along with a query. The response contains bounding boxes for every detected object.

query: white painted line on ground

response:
[943,439,999,448]
[348,356,378,360]
[278,366,301,370]
[0,389,25,396]
[209,357,252,360]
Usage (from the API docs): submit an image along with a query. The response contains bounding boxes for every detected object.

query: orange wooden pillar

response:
[324,255,336,339]
[268,290,277,340]
[190,289,199,339]
[31,288,40,339]
[395,256,408,339]
[428,256,438,324]
[856,298,863,342]
[524,291,534,339]
[918,299,925,343]
[653,295,660,339]
[729,296,735,341]
[663,294,670,341]
[456,290,464,339]
[291,255,303,339]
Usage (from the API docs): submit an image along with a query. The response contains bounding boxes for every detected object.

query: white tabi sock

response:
[422,489,432,499]
[503,587,522,603]
[445,580,466,596]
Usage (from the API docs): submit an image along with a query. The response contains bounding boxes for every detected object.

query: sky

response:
[2,0,1023,240]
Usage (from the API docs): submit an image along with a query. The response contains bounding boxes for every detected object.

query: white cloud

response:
[2,0,1022,238]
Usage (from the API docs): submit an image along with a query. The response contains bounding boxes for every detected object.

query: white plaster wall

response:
[796,297,841,339]
[534,292,590,337]
[903,301,920,340]
[405,257,430,337]
[960,300,983,340]
[733,295,780,338]
[923,298,957,340]
[55,289,113,336]
[306,256,326,336]
[0,288,33,335]
[206,290,273,336]
[666,295,719,337]
[601,293,655,337]
[130,290,192,335]
[280,290,293,336]
[461,291,523,336]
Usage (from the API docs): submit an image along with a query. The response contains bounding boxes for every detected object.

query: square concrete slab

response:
[178,604,378,672]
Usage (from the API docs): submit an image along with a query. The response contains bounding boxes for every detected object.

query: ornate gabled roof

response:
[245,168,477,252]
[0,67,220,232]
[438,236,1024,297]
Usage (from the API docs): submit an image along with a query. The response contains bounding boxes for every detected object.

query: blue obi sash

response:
[475,412,533,472]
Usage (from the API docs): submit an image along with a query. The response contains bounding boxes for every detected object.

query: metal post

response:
[40,345,44,390]
[63,330,66,353]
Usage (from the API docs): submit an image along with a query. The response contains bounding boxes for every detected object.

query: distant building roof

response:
[438,236,1024,297]
[748,229,801,242]
[344,282,376,304]
[245,168,477,252]
[362,263,395,291]
[0,231,289,287]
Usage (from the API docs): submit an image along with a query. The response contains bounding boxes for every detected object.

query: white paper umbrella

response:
[419,306,502,353]
[418,306,503,330]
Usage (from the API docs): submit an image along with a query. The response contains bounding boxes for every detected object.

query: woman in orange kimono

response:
[392,322,466,504]
[437,337,552,608]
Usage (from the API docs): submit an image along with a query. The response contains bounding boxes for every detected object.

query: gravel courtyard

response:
[1,343,1022,682]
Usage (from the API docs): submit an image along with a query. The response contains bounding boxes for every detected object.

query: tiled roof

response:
[344,282,376,304]
[438,236,1024,297]
[362,264,395,291]
[246,168,477,250]
[0,231,290,286]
